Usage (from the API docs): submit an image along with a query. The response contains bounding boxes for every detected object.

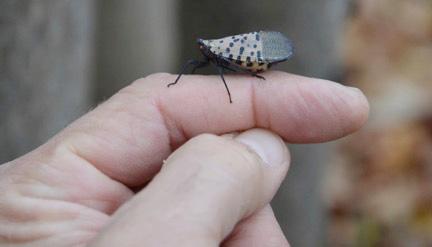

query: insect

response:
[167,31,294,103]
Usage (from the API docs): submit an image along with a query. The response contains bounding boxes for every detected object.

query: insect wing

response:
[206,32,264,62]
[260,31,294,63]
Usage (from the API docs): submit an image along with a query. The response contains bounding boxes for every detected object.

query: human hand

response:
[0,72,368,246]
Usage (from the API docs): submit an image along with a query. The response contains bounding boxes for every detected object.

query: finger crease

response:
[154,96,188,151]
[250,80,261,128]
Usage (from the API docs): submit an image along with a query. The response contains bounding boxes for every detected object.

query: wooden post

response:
[95,0,179,99]
[0,0,96,163]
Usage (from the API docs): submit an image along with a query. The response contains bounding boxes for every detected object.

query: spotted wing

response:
[203,31,293,64]
[203,32,263,62]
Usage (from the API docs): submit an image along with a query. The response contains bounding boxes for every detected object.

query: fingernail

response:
[221,132,240,139]
[234,129,287,166]
[346,86,364,96]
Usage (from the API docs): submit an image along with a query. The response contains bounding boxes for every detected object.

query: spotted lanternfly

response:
[167,31,294,103]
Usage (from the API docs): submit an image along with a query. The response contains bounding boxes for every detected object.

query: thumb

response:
[91,128,290,247]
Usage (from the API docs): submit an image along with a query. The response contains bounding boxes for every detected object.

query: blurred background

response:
[1,0,431,246]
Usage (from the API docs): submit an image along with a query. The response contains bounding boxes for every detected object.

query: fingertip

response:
[345,86,370,131]
[252,76,369,142]
[320,81,370,138]
[325,82,370,136]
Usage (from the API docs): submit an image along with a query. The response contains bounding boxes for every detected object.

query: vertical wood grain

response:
[0,0,96,163]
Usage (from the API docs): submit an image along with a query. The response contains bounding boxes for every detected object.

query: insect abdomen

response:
[245,61,269,73]
[228,58,269,73]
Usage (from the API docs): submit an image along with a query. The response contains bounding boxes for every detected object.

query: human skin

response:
[0,72,369,246]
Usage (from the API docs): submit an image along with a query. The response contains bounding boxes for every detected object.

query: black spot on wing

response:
[229,42,234,47]
[239,47,245,55]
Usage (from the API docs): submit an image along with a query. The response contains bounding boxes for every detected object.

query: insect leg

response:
[217,57,242,73]
[222,65,265,80]
[167,59,208,87]
[219,65,237,73]
[230,68,266,80]
[190,60,210,74]
[252,73,266,80]
[216,66,233,103]
[218,57,266,80]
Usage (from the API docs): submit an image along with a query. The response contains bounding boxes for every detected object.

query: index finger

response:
[55,71,369,186]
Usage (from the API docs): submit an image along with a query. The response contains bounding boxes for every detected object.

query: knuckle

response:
[117,73,176,102]
[143,72,172,82]
[127,73,173,90]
